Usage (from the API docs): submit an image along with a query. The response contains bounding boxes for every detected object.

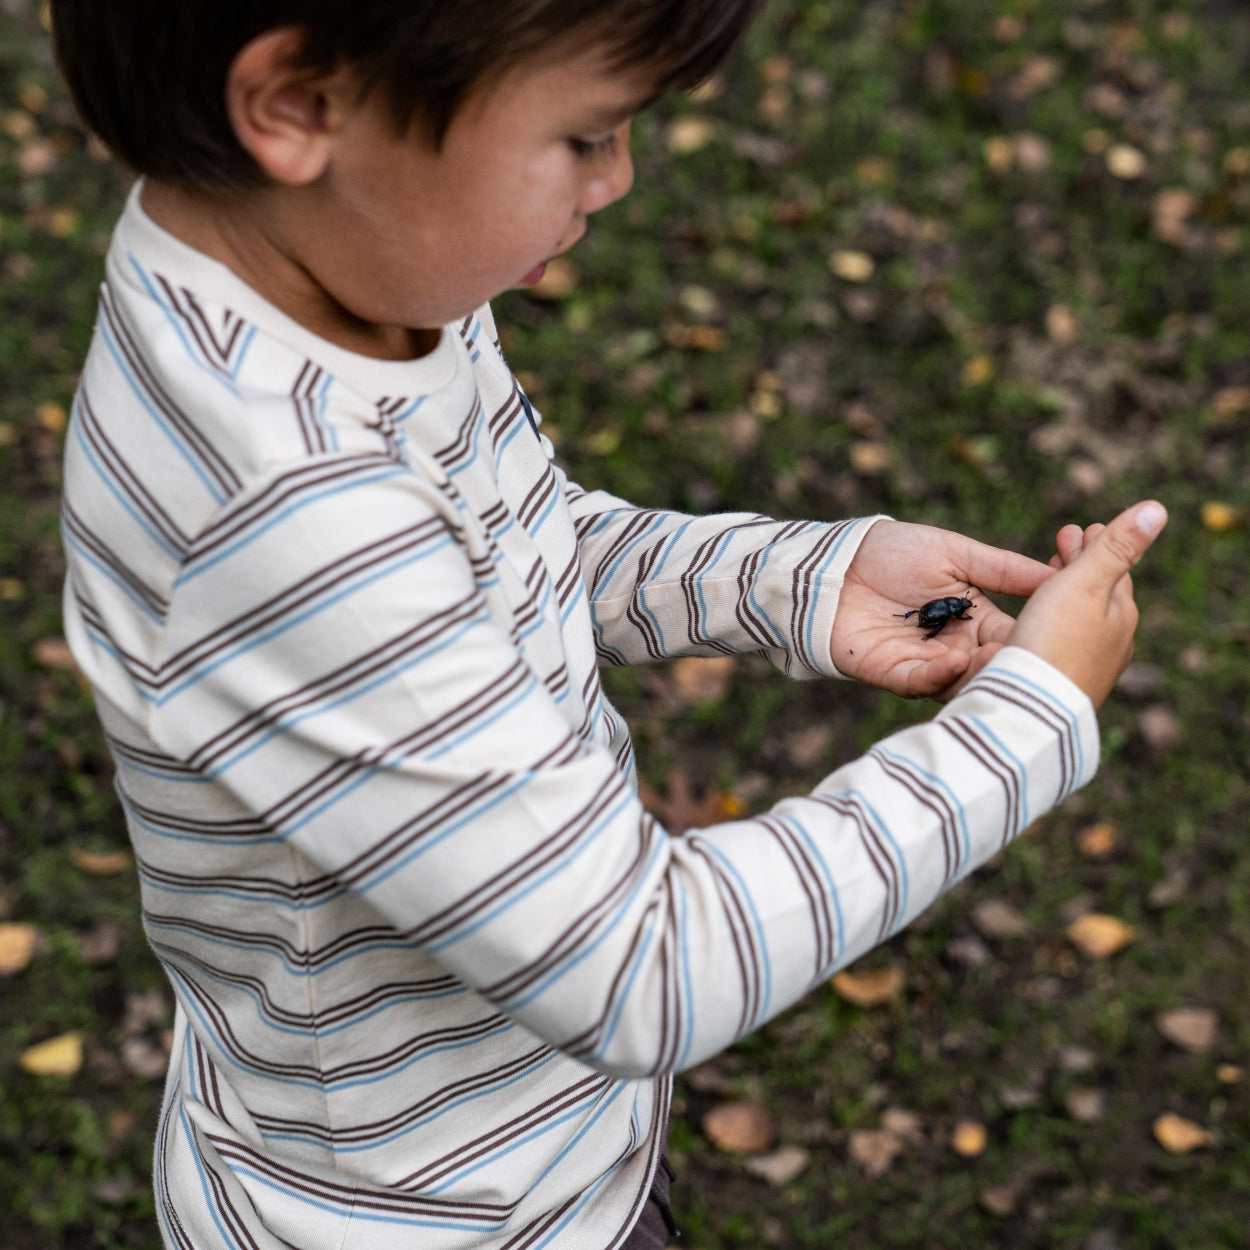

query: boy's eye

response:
[568,133,619,161]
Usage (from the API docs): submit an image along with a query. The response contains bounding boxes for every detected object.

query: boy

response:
[49,3,1165,1248]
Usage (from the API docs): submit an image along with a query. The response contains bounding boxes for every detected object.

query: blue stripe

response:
[779,810,846,965]
[968,715,1030,829]
[876,744,972,870]
[178,1102,245,1249]
[989,669,1085,783]
[62,525,166,624]
[176,462,407,585]
[71,414,183,560]
[160,533,459,705]
[846,788,911,933]
[98,312,227,505]
[802,522,855,669]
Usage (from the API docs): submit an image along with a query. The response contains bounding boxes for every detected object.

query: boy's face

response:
[286,45,644,338]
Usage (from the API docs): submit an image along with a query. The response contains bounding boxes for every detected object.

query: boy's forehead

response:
[477,43,659,121]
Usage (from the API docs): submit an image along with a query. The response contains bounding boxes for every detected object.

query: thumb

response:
[1080,500,1167,582]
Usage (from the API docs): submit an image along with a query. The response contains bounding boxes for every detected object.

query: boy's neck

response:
[139,180,441,362]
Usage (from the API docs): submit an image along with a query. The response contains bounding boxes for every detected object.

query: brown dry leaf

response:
[121,1036,170,1081]
[1064,1087,1106,1123]
[848,1128,902,1178]
[972,899,1031,939]
[848,441,891,475]
[950,1120,987,1157]
[70,848,134,877]
[528,258,578,301]
[1212,386,1250,422]
[641,767,740,835]
[1012,133,1052,172]
[1152,1112,1211,1153]
[743,1144,810,1186]
[0,922,38,975]
[1152,188,1198,244]
[983,136,1014,175]
[663,324,726,352]
[1045,304,1080,344]
[880,1108,923,1142]
[1076,822,1118,858]
[978,1182,1024,1216]
[702,1099,775,1154]
[18,136,58,178]
[1155,1007,1218,1055]
[1138,705,1183,753]
[1067,913,1135,959]
[19,1031,84,1077]
[669,655,736,706]
[1217,1065,1242,1085]
[831,965,905,1008]
[962,354,996,386]
[33,636,79,672]
[784,724,831,769]
[77,920,125,967]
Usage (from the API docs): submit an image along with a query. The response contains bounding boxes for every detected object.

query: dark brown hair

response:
[49,0,763,191]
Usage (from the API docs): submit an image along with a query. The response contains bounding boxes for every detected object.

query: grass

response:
[1,0,1248,1246]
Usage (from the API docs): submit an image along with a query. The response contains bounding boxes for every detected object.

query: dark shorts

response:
[621,1156,679,1249]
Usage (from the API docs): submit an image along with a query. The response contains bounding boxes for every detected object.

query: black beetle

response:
[895,595,975,640]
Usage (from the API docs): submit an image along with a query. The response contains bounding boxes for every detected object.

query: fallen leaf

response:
[682,1059,735,1095]
[0,923,38,975]
[848,440,891,475]
[1106,143,1147,179]
[1076,822,1118,858]
[18,136,58,178]
[983,136,1014,175]
[950,1120,987,1157]
[121,1036,169,1080]
[831,965,905,1008]
[1212,386,1250,422]
[1138,705,1183,753]
[666,116,715,155]
[0,577,24,600]
[848,1128,902,1178]
[670,655,736,705]
[1058,1046,1097,1074]
[1152,188,1198,244]
[1045,304,1080,344]
[703,1099,775,1153]
[70,848,134,877]
[35,401,66,432]
[1067,913,1135,959]
[1065,1087,1106,1123]
[946,935,991,968]
[962,354,996,386]
[880,1108,923,1142]
[33,636,79,671]
[1012,133,1052,172]
[1201,501,1241,531]
[1217,1065,1242,1085]
[978,1182,1024,1216]
[1148,865,1191,908]
[743,1144,810,1186]
[784,725,830,769]
[828,250,875,282]
[1155,1007,1217,1055]
[677,284,721,321]
[76,920,124,967]
[1152,1111,1211,1153]
[972,899,1031,939]
[641,767,740,834]
[663,324,725,352]
[20,1032,84,1077]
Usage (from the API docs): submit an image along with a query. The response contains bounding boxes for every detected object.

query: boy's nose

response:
[582,123,634,215]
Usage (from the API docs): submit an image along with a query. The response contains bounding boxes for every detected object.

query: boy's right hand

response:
[1005,500,1167,710]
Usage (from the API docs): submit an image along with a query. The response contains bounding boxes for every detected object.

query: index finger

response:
[954,536,1056,599]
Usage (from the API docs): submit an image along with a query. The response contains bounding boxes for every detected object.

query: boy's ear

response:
[226,28,346,186]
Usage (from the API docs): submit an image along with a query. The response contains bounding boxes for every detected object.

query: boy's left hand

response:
[830,519,1054,700]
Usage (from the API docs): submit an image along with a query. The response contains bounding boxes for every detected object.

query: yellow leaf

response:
[1212,386,1250,422]
[0,923,38,975]
[1076,822,1118,858]
[1217,1065,1242,1085]
[1201,501,1240,532]
[666,116,715,155]
[0,578,24,601]
[829,250,875,283]
[983,136,1014,175]
[702,1099,775,1154]
[1152,1112,1211,1154]
[951,1120,987,1157]
[70,848,134,877]
[1067,913,1135,959]
[1106,143,1146,180]
[36,401,66,433]
[962,355,996,386]
[33,636,79,672]
[670,655,736,706]
[831,966,905,1008]
[20,1032,84,1077]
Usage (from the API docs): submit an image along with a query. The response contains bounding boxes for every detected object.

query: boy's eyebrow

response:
[578,92,658,129]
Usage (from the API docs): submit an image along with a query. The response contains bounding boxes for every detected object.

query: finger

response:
[1083,522,1105,545]
[950,535,1055,599]
[901,648,970,699]
[1048,554,1063,570]
[1073,501,1167,588]
[1054,523,1085,566]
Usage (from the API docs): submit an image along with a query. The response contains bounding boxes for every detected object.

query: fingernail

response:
[1136,502,1167,536]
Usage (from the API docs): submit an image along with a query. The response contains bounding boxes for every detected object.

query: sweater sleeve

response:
[561,474,884,679]
[148,465,1099,1080]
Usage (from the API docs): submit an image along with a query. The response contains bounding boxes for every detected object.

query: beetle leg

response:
[894,610,919,621]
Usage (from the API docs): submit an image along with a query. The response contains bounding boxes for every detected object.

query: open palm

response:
[830,519,1055,700]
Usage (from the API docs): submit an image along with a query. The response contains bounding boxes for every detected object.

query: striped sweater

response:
[61,186,1099,1250]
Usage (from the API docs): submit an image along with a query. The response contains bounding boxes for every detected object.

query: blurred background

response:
[1,0,1247,1246]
